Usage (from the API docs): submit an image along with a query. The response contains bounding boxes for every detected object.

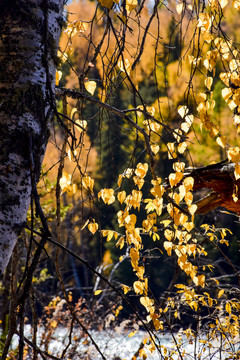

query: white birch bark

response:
[0,0,64,277]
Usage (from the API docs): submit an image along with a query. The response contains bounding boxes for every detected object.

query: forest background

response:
[1,0,240,358]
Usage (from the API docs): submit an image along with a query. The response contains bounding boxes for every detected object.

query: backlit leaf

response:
[85,80,97,95]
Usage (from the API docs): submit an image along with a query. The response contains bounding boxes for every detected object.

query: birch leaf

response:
[85,80,97,95]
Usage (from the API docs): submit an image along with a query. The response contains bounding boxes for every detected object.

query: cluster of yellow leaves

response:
[59,171,77,196]
[197,13,214,43]
[64,20,88,37]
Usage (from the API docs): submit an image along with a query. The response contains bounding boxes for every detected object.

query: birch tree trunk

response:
[0,0,64,278]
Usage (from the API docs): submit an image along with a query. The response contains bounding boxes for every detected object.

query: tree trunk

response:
[0,0,64,277]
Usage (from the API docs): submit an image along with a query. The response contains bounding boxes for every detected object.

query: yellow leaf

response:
[140,296,154,312]
[178,142,188,154]
[176,3,183,14]
[227,147,240,163]
[164,229,174,241]
[222,87,232,102]
[234,164,240,180]
[82,176,94,192]
[188,204,198,216]
[121,285,131,294]
[98,188,115,204]
[178,105,189,118]
[75,119,87,133]
[133,280,145,294]
[67,148,77,162]
[193,275,205,288]
[219,0,228,8]
[216,136,227,148]
[55,70,62,86]
[195,92,207,102]
[88,221,98,234]
[225,302,231,314]
[116,236,125,249]
[85,80,97,95]
[151,144,159,154]
[185,191,193,206]
[183,177,194,191]
[135,163,148,178]
[81,219,90,231]
[118,191,126,204]
[94,290,103,295]
[59,171,76,195]
[128,330,137,337]
[167,142,177,159]
[164,241,173,256]
[218,289,224,298]
[126,0,138,12]
[173,161,185,173]
[233,0,240,10]
[205,77,213,90]
[169,172,184,187]
[160,220,172,228]
[133,176,145,189]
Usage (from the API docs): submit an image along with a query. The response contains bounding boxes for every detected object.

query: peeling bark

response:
[0,0,64,277]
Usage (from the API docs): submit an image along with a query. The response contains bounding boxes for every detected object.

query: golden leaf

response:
[193,274,205,288]
[218,289,224,298]
[126,0,138,12]
[176,3,183,14]
[140,296,154,312]
[169,172,184,188]
[88,221,98,234]
[233,0,240,10]
[55,70,62,86]
[205,77,213,90]
[75,119,87,133]
[225,302,231,314]
[173,161,185,173]
[227,147,240,163]
[167,142,177,159]
[178,142,188,154]
[195,92,207,102]
[135,163,148,178]
[59,171,76,195]
[128,330,137,337]
[118,191,126,204]
[133,280,145,294]
[133,176,145,189]
[188,204,197,215]
[222,87,232,102]
[122,285,131,294]
[85,80,97,95]
[178,105,189,118]
[216,136,227,148]
[164,241,173,256]
[98,188,115,204]
[82,176,94,192]
[183,177,194,191]
[94,290,103,295]
[151,144,160,154]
